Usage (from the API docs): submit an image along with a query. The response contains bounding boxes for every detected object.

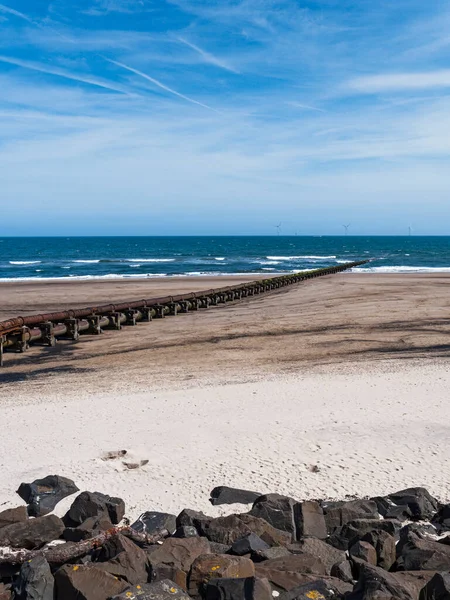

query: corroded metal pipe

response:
[0,261,368,366]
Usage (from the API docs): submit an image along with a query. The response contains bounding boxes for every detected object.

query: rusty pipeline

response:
[0,261,369,366]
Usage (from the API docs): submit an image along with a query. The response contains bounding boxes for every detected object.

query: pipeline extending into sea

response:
[0,260,368,367]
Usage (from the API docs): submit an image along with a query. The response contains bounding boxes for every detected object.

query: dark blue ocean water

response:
[1,236,450,281]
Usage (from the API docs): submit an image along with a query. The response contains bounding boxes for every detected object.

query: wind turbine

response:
[343,223,351,236]
[274,223,282,236]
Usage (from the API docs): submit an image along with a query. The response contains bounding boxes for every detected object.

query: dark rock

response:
[203,514,290,547]
[231,533,270,556]
[419,572,450,600]
[238,514,292,546]
[173,526,199,538]
[111,579,190,599]
[131,512,176,536]
[17,475,79,517]
[294,501,327,540]
[361,530,396,570]
[63,515,113,542]
[252,546,291,562]
[54,564,128,599]
[176,509,210,533]
[0,514,64,549]
[209,542,231,554]
[0,584,11,600]
[385,505,413,521]
[328,518,399,550]
[255,565,351,595]
[278,579,344,600]
[349,541,377,565]
[397,536,450,571]
[347,563,435,600]
[287,538,345,575]
[0,506,28,529]
[188,553,255,598]
[432,504,450,531]
[210,486,262,506]
[388,487,439,521]
[205,577,272,600]
[254,553,327,590]
[64,491,125,526]
[330,560,353,584]
[93,533,148,584]
[148,536,210,590]
[13,556,54,600]
[397,523,437,557]
[323,499,379,532]
[250,494,297,538]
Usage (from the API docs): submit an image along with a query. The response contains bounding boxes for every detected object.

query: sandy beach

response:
[1,272,449,520]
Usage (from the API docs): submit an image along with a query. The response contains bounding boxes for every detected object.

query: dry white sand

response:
[0,361,448,520]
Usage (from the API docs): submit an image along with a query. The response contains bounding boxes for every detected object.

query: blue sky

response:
[1,0,450,235]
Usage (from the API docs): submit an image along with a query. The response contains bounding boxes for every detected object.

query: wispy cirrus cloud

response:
[0,55,134,95]
[82,0,148,15]
[104,57,219,111]
[0,2,36,24]
[347,70,450,93]
[176,37,240,74]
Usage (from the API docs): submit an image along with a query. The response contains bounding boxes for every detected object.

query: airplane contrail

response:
[105,57,218,112]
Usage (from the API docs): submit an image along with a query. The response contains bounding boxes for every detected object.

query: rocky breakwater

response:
[1,479,450,599]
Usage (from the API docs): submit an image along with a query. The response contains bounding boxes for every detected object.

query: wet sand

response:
[1,272,449,389]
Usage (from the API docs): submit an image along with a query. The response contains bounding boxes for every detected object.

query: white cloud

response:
[348,70,450,93]
[0,55,134,95]
[176,37,240,74]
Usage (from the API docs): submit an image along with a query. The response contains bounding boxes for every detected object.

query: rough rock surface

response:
[188,553,255,598]
[111,580,191,599]
[204,577,272,600]
[94,533,149,584]
[0,514,64,549]
[0,507,28,529]
[13,556,54,600]
[131,512,177,536]
[64,491,125,526]
[17,475,79,517]
[209,487,262,506]
[54,564,128,600]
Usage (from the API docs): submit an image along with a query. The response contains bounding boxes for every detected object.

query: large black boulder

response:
[205,577,272,600]
[347,562,434,600]
[419,572,450,600]
[388,487,439,521]
[328,518,399,550]
[131,512,176,536]
[0,514,64,549]
[210,486,262,506]
[13,556,54,600]
[64,491,125,526]
[397,535,450,571]
[323,499,379,532]
[17,475,79,517]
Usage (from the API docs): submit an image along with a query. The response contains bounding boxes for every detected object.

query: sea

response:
[1,236,450,281]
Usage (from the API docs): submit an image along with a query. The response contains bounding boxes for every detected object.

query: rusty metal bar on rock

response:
[0,261,368,364]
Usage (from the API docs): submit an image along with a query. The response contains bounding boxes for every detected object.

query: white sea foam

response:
[72,260,101,264]
[266,255,337,260]
[9,260,41,265]
[352,266,450,273]
[126,258,175,263]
